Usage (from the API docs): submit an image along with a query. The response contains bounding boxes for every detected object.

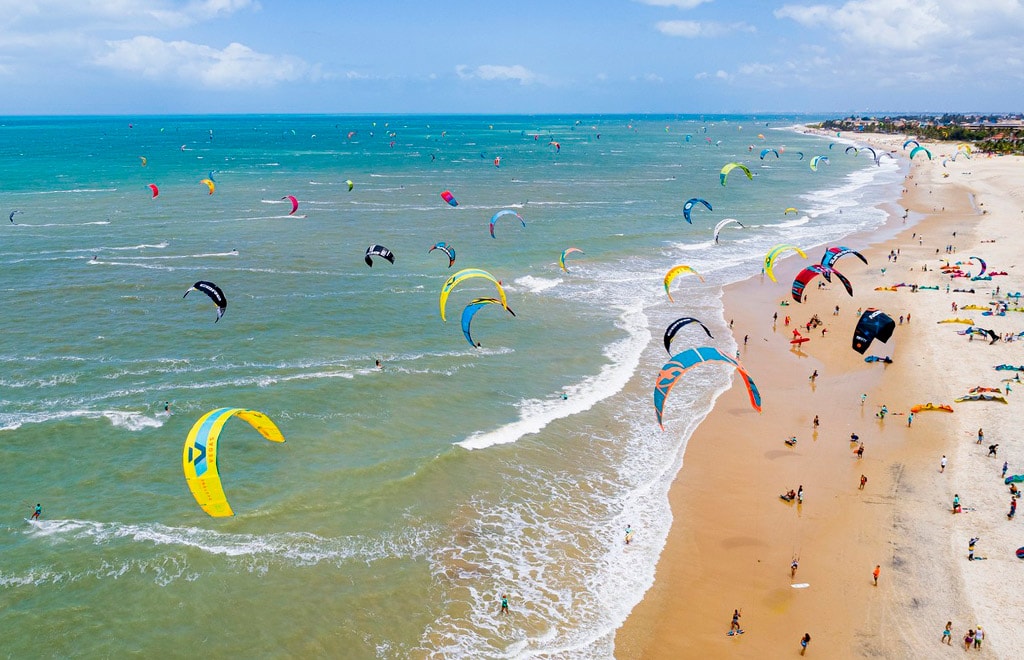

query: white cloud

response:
[635,0,712,7]
[0,0,259,30]
[95,36,308,88]
[629,72,664,83]
[715,70,731,80]
[656,20,755,38]
[455,64,537,84]
[775,0,1024,51]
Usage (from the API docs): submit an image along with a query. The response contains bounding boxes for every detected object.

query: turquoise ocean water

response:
[0,115,904,658]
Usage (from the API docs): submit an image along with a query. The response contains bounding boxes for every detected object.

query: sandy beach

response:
[616,134,1024,658]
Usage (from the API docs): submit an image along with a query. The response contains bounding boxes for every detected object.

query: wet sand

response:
[616,135,1024,658]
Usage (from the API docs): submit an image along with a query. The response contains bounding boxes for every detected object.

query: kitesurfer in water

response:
[500,594,510,615]
[31,504,41,520]
[375,359,382,369]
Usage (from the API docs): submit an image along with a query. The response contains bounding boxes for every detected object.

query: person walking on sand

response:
[856,443,865,459]
[800,633,811,655]
[974,626,984,649]
[500,593,509,615]
[942,621,953,645]
[31,504,41,520]
[953,494,961,514]
[797,485,804,504]
[940,455,947,473]
[860,393,867,406]
[791,558,799,577]
[859,474,868,490]
[964,630,975,651]
[625,525,633,545]
[977,428,984,445]
[813,415,819,430]
[1009,498,1016,519]
[907,412,914,427]
[872,565,880,585]
[1003,461,1009,479]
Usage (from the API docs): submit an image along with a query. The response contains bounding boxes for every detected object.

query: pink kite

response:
[282,195,299,215]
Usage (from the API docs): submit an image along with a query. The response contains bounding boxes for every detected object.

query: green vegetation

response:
[815,114,1024,155]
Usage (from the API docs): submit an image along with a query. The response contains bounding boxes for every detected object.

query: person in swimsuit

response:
[730,609,741,632]
[500,594,509,615]
[942,621,952,645]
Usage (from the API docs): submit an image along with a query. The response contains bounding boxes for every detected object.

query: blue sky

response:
[2,0,1022,115]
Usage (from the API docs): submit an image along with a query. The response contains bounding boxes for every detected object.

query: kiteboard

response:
[727,630,745,636]
[791,583,810,589]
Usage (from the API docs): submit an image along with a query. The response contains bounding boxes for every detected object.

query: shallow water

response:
[0,115,904,658]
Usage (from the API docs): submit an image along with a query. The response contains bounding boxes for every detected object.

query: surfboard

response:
[791,583,810,589]
[790,337,810,345]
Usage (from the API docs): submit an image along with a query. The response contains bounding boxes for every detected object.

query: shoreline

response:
[616,134,1024,657]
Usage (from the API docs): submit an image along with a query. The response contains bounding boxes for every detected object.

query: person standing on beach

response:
[860,393,867,406]
[797,485,804,504]
[968,537,978,560]
[974,626,984,649]
[1009,498,1016,519]
[625,525,633,545]
[872,565,880,585]
[800,633,811,655]
[1003,461,1009,479]
[940,455,947,473]
[907,412,914,427]
[953,494,961,513]
[978,428,984,444]
[31,504,41,520]
[859,474,868,490]
[500,593,509,615]
[856,443,865,459]
[791,558,799,577]
[942,621,953,645]
[812,415,819,430]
